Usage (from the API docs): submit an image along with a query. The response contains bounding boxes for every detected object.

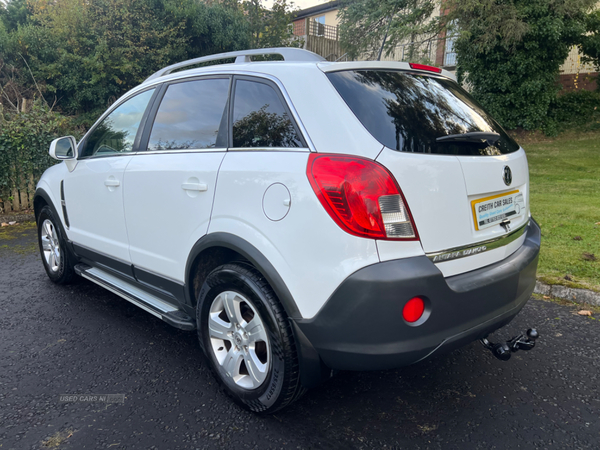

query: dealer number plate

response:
[472,190,525,230]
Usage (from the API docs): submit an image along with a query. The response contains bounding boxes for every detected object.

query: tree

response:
[0,0,31,31]
[0,0,297,117]
[446,0,598,130]
[232,105,298,147]
[578,9,600,77]
[338,0,439,61]
[239,0,300,49]
[2,0,251,115]
[258,0,300,49]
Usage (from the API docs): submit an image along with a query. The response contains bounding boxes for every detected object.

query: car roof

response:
[83,47,463,163]
[139,47,456,90]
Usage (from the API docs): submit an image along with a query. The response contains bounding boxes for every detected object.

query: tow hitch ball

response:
[480,329,539,361]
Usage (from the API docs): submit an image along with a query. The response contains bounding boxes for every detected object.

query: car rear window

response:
[327,70,519,156]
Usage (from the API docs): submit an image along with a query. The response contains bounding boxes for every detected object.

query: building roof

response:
[294,1,340,21]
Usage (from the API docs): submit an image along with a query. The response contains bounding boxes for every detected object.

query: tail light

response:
[307,154,419,241]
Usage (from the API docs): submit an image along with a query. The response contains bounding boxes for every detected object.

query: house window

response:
[444,35,457,66]
[444,21,458,67]
[314,15,325,36]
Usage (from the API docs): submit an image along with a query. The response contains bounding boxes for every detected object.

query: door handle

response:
[181,182,208,192]
[104,178,120,187]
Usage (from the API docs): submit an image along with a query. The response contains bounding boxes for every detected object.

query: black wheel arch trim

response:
[185,232,301,320]
[185,233,331,389]
[34,188,78,263]
[34,188,67,239]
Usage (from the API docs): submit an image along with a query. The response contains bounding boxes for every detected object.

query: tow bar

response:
[480,328,539,361]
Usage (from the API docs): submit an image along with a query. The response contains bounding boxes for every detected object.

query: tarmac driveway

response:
[1,223,599,449]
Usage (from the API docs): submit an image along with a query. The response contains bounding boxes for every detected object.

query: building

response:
[292,1,342,61]
[292,0,340,31]
[292,0,440,63]
[558,46,598,92]
[292,0,598,91]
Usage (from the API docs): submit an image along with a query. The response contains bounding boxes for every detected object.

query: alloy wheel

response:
[41,219,61,273]
[208,291,270,390]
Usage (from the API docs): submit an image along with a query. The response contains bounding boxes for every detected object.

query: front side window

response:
[80,89,155,158]
[232,79,304,148]
[147,78,230,151]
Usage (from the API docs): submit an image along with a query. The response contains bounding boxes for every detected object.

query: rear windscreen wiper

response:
[436,131,500,144]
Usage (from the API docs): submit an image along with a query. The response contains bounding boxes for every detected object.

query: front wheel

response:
[196,263,304,413]
[37,205,75,284]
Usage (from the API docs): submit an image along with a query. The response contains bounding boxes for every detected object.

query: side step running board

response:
[75,264,196,331]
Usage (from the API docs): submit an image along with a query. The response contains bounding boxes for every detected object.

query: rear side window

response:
[327,70,519,156]
[232,79,304,148]
[147,78,230,151]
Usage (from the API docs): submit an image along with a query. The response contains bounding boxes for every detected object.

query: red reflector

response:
[409,63,442,74]
[403,297,425,323]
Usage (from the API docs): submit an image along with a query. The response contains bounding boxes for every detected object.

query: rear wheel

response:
[196,263,304,413]
[37,206,75,284]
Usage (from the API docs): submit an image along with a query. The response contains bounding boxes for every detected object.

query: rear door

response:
[123,76,230,283]
[326,69,530,275]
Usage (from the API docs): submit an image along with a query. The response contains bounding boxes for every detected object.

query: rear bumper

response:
[295,219,541,372]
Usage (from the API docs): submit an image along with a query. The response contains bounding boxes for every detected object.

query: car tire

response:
[196,263,305,413]
[37,205,76,284]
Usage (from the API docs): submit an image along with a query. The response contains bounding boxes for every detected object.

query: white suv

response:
[35,48,541,413]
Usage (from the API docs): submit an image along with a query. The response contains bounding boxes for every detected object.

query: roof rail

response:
[144,47,326,83]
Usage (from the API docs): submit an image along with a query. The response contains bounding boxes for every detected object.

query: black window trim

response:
[229,75,308,150]
[137,74,233,155]
[78,73,312,159]
[77,86,160,160]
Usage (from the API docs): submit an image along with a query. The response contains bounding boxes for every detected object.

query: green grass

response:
[0,221,36,240]
[0,221,38,255]
[525,131,600,292]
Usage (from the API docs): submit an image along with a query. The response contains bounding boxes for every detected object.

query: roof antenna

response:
[377,16,393,61]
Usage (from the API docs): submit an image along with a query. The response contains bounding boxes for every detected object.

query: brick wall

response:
[559,73,599,93]
[435,30,446,66]
[436,4,451,67]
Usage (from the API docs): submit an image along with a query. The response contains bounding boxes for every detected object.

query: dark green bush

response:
[546,89,600,134]
[448,0,595,132]
[0,100,82,206]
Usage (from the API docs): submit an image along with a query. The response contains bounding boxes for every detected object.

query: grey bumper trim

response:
[294,219,540,372]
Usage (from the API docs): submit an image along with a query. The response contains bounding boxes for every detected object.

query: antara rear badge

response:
[430,245,488,262]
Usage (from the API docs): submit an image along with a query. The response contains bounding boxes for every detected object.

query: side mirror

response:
[49,136,78,160]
